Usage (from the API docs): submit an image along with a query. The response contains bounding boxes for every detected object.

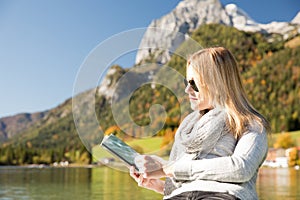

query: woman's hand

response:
[129,166,164,194]
[134,155,167,179]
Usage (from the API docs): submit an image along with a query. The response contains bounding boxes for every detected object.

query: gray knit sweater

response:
[163,110,268,200]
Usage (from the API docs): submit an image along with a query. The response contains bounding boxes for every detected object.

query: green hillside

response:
[0,99,92,165]
[244,46,300,132]
[92,137,164,162]
[0,24,299,165]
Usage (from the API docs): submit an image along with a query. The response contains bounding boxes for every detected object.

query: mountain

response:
[292,12,300,24]
[0,0,299,165]
[135,0,300,64]
[0,111,48,143]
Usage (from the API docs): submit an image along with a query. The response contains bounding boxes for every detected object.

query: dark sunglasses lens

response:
[184,79,199,92]
[189,80,199,92]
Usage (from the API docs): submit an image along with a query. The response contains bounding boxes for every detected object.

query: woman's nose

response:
[185,84,193,94]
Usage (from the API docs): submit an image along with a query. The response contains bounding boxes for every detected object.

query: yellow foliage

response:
[161,128,177,148]
[284,36,300,48]
[267,51,273,57]
[292,111,298,120]
[104,125,121,135]
[273,132,295,149]
[79,152,90,164]
[52,134,59,140]
[288,147,298,167]
[26,141,32,148]
[247,78,254,84]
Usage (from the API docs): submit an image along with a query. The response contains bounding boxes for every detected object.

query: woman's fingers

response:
[135,155,163,173]
[149,155,167,165]
[143,168,165,179]
[138,174,146,186]
[133,155,167,179]
[138,175,154,188]
[129,166,140,182]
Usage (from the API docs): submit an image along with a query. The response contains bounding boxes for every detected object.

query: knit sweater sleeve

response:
[172,129,268,183]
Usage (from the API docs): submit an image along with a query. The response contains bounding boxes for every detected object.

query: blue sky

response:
[0,0,299,118]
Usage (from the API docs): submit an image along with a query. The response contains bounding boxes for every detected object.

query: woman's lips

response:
[189,96,198,100]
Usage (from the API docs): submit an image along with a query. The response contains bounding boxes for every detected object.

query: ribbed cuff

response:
[173,160,192,180]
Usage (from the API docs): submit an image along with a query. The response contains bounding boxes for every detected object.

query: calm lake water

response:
[0,166,299,200]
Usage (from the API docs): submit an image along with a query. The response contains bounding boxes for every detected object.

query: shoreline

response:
[0,163,103,169]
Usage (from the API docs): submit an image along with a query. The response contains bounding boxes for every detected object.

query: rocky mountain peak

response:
[292,11,300,24]
[135,0,300,64]
[224,4,261,32]
[97,65,127,99]
[135,0,229,64]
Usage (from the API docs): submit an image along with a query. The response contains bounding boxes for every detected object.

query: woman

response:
[130,47,270,200]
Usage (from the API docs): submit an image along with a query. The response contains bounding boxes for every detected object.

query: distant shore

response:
[0,163,102,169]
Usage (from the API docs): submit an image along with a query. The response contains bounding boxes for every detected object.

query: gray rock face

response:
[136,0,230,64]
[224,3,261,32]
[292,11,300,25]
[135,0,300,64]
[97,67,122,99]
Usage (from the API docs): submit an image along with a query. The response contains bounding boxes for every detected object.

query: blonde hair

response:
[188,47,270,138]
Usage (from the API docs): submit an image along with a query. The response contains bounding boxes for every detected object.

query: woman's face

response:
[185,65,212,111]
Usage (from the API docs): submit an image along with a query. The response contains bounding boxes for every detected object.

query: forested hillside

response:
[244,46,300,131]
[0,24,299,165]
[168,24,299,132]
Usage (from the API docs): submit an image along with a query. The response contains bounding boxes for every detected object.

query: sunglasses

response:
[184,79,199,92]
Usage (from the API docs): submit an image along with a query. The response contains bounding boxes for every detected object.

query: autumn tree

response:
[273,132,295,149]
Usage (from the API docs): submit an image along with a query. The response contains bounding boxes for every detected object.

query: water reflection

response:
[257,167,300,200]
[91,167,161,200]
[0,167,93,200]
[0,166,299,200]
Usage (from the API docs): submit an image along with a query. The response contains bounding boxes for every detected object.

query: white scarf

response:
[165,107,231,196]
[169,107,229,161]
[180,107,228,153]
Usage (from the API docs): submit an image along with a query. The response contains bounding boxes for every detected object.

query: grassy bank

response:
[92,136,165,163]
[93,130,300,164]
[268,130,300,147]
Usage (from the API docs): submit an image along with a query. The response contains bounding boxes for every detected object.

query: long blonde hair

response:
[188,47,270,138]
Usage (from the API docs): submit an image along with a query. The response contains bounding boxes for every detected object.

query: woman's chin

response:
[190,103,198,111]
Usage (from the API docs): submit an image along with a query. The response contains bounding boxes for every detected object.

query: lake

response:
[0,166,299,200]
